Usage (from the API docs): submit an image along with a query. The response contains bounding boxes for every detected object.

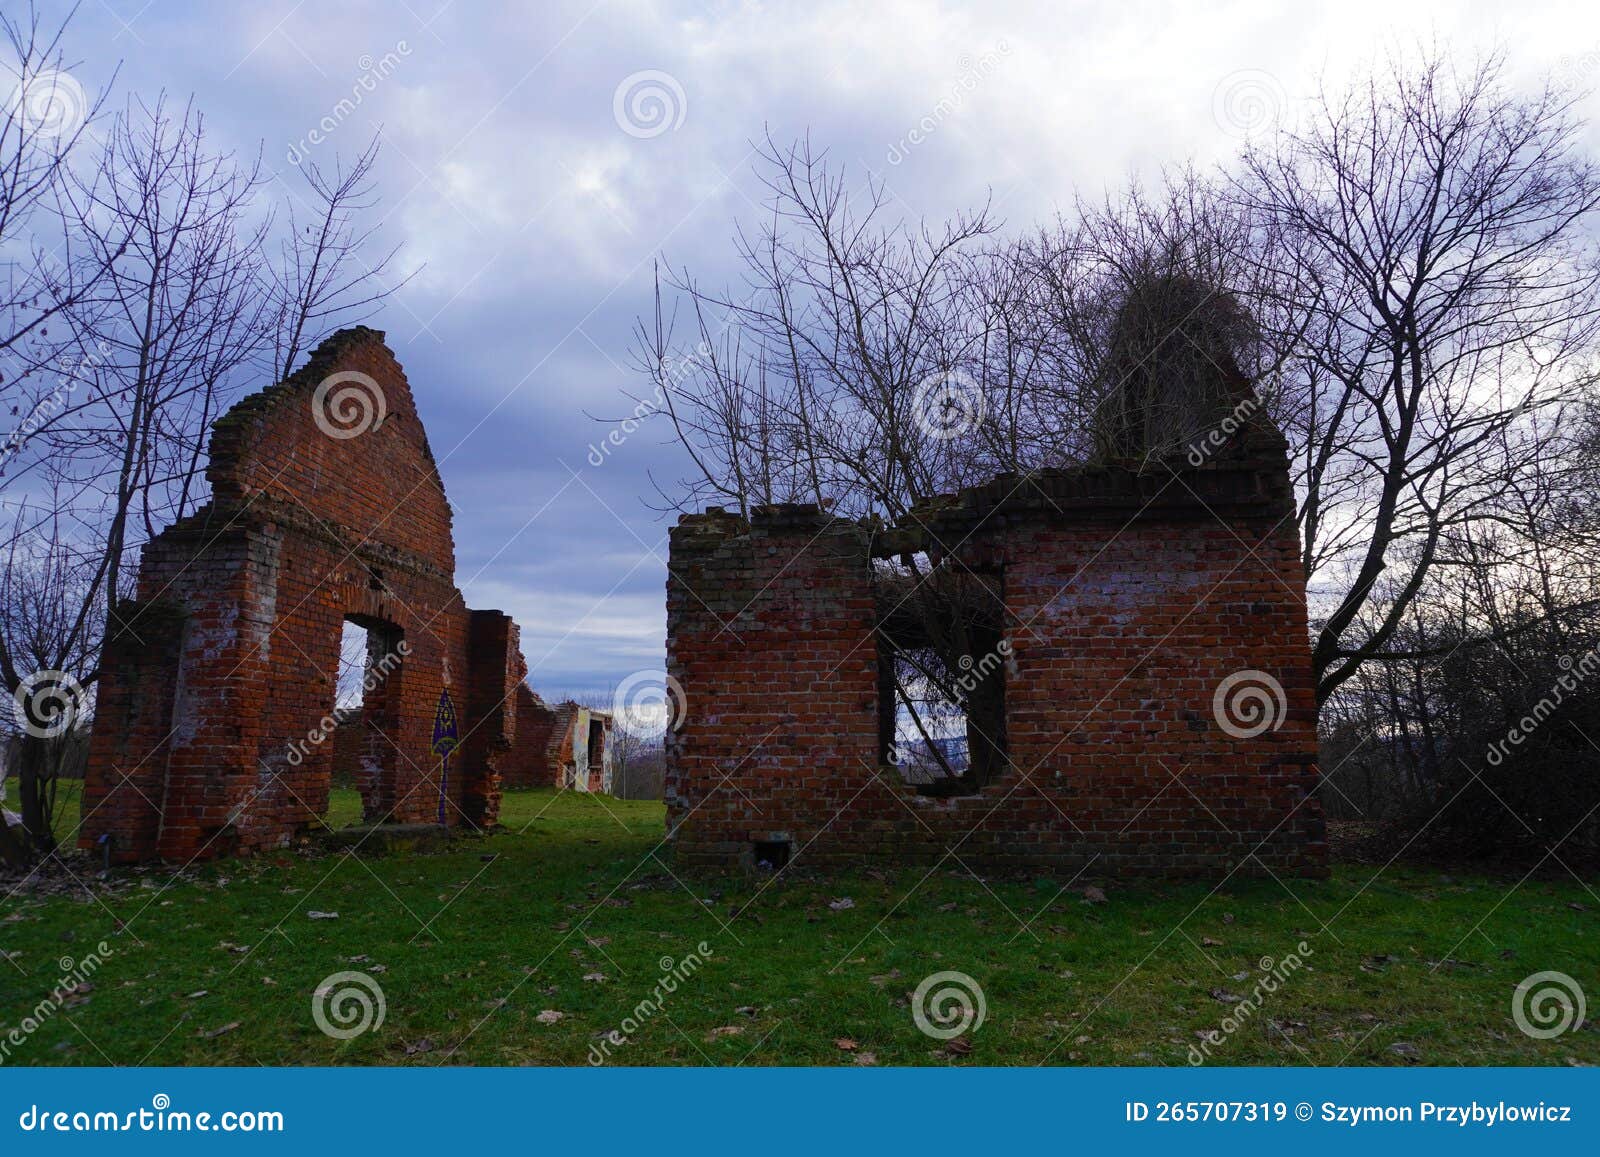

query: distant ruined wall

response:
[500,686,615,794]
[663,422,1325,877]
[502,685,561,788]
[80,329,525,863]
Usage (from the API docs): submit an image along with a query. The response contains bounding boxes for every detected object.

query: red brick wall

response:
[664,427,1325,877]
[80,329,523,863]
[501,685,560,788]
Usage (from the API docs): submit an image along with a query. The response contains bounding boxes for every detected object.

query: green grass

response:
[3,776,84,845]
[2,786,1597,1066]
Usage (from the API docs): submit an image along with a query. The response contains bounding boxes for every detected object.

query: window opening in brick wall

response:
[874,552,1008,798]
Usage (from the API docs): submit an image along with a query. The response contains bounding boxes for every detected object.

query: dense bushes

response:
[1321,616,1600,864]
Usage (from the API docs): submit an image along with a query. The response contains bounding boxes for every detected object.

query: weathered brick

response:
[664,423,1326,878]
[80,329,529,862]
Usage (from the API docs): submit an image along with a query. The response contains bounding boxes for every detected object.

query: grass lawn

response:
[2,785,1597,1066]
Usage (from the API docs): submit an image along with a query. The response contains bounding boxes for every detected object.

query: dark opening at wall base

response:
[751,836,792,870]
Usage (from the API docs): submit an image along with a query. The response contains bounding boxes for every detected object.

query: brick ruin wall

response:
[79,329,529,863]
[501,686,558,788]
[663,426,1326,877]
[500,688,614,792]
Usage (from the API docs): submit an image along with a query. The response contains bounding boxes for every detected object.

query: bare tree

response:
[52,94,271,632]
[0,2,111,374]
[1234,49,1600,702]
[639,143,1291,790]
[2,82,405,861]
[268,134,407,383]
[639,138,1105,790]
[0,504,99,862]
[648,49,1600,756]
[637,134,1019,524]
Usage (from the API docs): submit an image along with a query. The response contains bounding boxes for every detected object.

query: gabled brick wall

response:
[79,329,527,863]
[663,423,1326,877]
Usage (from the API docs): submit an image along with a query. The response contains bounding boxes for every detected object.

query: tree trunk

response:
[16,732,59,856]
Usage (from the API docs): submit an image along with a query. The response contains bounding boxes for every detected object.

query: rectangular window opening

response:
[874,553,1008,798]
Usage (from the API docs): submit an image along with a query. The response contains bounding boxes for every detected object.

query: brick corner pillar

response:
[79,599,190,863]
[460,609,520,830]
[664,504,880,869]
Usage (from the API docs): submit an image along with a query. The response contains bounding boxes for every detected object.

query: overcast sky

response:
[43,0,1600,697]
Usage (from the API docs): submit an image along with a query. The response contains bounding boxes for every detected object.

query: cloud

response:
[57,0,1599,688]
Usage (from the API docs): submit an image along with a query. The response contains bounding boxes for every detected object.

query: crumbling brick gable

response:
[207,328,458,574]
[79,329,527,864]
[664,422,1327,877]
